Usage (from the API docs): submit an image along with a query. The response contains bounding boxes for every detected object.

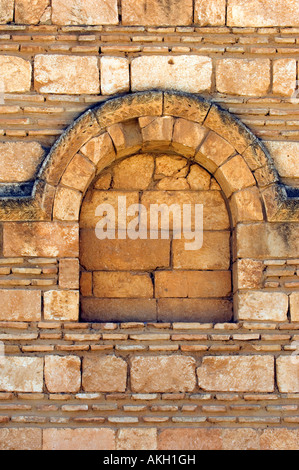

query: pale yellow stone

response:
[15,0,49,24]
[276,356,299,393]
[227,0,299,27]
[155,155,188,178]
[222,429,260,451]
[266,141,299,179]
[172,119,207,157]
[83,356,127,392]
[81,133,116,170]
[0,0,14,23]
[216,59,271,96]
[0,56,31,92]
[0,357,43,393]
[197,356,274,392]
[290,293,299,322]
[195,0,226,26]
[0,289,41,322]
[43,428,115,451]
[52,0,118,25]
[237,291,288,322]
[132,56,212,93]
[61,153,95,192]
[101,57,129,96]
[0,429,42,451]
[117,429,157,451]
[261,429,299,451]
[273,59,297,97]
[45,356,81,393]
[187,165,211,190]
[43,290,79,321]
[112,154,154,190]
[215,154,256,197]
[0,142,44,183]
[53,187,82,221]
[122,0,193,26]
[34,55,100,94]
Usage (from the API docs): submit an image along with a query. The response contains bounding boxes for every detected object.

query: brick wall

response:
[0,0,298,451]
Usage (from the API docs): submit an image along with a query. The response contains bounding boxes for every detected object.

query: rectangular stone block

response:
[195,0,226,26]
[44,290,79,321]
[159,428,222,451]
[3,222,79,258]
[59,259,80,289]
[131,56,212,93]
[80,231,170,271]
[131,356,196,393]
[43,428,115,451]
[155,271,231,298]
[273,59,297,97]
[0,56,31,92]
[52,0,118,25]
[122,0,193,26]
[117,428,157,451]
[227,0,299,27]
[83,356,127,392]
[290,293,299,322]
[216,59,271,96]
[93,272,153,298]
[0,0,14,23]
[0,142,44,183]
[101,57,130,96]
[80,298,157,323]
[45,356,81,393]
[266,142,299,179]
[0,428,42,450]
[237,291,288,322]
[260,429,299,451]
[34,55,100,94]
[15,0,49,24]
[197,356,275,392]
[276,356,299,393]
[0,289,41,322]
[0,357,43,393]
[158,298,233,323]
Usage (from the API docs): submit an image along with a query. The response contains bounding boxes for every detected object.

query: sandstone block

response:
[196,131,235,173]
[93,272,153,298]
[34,55,100,94]
[0,142,44,183]
[222,429,260,451]
[53,187,82,221]
[3,222,79,258]
[43,290,79,321]
[260,429,299,451]
[131,356,196,393]
[215,155,256,197]
[158,298,233,323]
[108,121,142,157]
[197,356,274,392]
[61,153,95,192]
[117,429,157,451]
[227,0,299,27]
[187,164,211,190]
[290,293,299,322]
[101,57,130,96]
[237,291,288,322]
[15,0,49,24]
[43,428,115,450]
[83,356,127,392]
[172,119,207,157]
[276,356,299,393]
[266,141,299,179]
[131,56,212,93]
[216,59,270,96]
[112,154,154,190]
[0,357,43,393]
[81,133,116,171]
[0,56,31,92]
[122,0,193,26]
[141,116,174,150]
[59,259,80,289]
[52,0,118,25]
[273,59,297,97]
[80,298,157,323]
[45,356,81,393]
[159,429,222,450]
[0,289,41,322]
[0,0,14,22]
[195,0,226,26]
[230,187,264,225]
[0,428,42,451]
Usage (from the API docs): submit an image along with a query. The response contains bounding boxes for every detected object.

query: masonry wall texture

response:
[0,0,299,451]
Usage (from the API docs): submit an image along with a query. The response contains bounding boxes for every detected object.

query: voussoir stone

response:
[197,356,275,392]
[130,356,196,393]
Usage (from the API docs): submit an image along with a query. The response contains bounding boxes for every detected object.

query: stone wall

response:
[0,0,299,451]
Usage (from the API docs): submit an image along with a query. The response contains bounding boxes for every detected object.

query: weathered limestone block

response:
[276,356,299,393]
[215,154,256,197]
[0,56,31,92]
[197,356,275,392]
[108,121,142,158]
[196,131,235,173]
[233,259,264,290]
[15,0,49,24]
[290,293,299,322]
[112,154,154,190]
[0,429,42,451]
[0,289,41,321]
[0,357,43,393]
[34,55,100,94]
[83,356,127,392]
[130,356,196,393]
[93,272,153,298]
[0,0,14,23]
[273,59,297,97]
[43,290,79,321]
[159,429,222,451]
[216,59,271,96]
[52,0,118,25]
[266,142,299,179]
[131,56,212,93]
[43,428,116,451]
[117,429,158,451]
[187,164,211,190]
[163,92,210,124]
[222,429,260,451]
[230,188,264,224]
[61,153,95,192]
[260,429,299,451]
[53,187,82,221]
[141,116,174,151]
[0,142,44,183]
[101,57,130,96]
[81,133,116,170]
[172,119,207,157]
[237,291,288,322]
[59,259,80,289]
[3,222,79,258]
[122,0,193,26]
[227,0,299,27]
[45,356,81,393]
[194,0,226,26]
